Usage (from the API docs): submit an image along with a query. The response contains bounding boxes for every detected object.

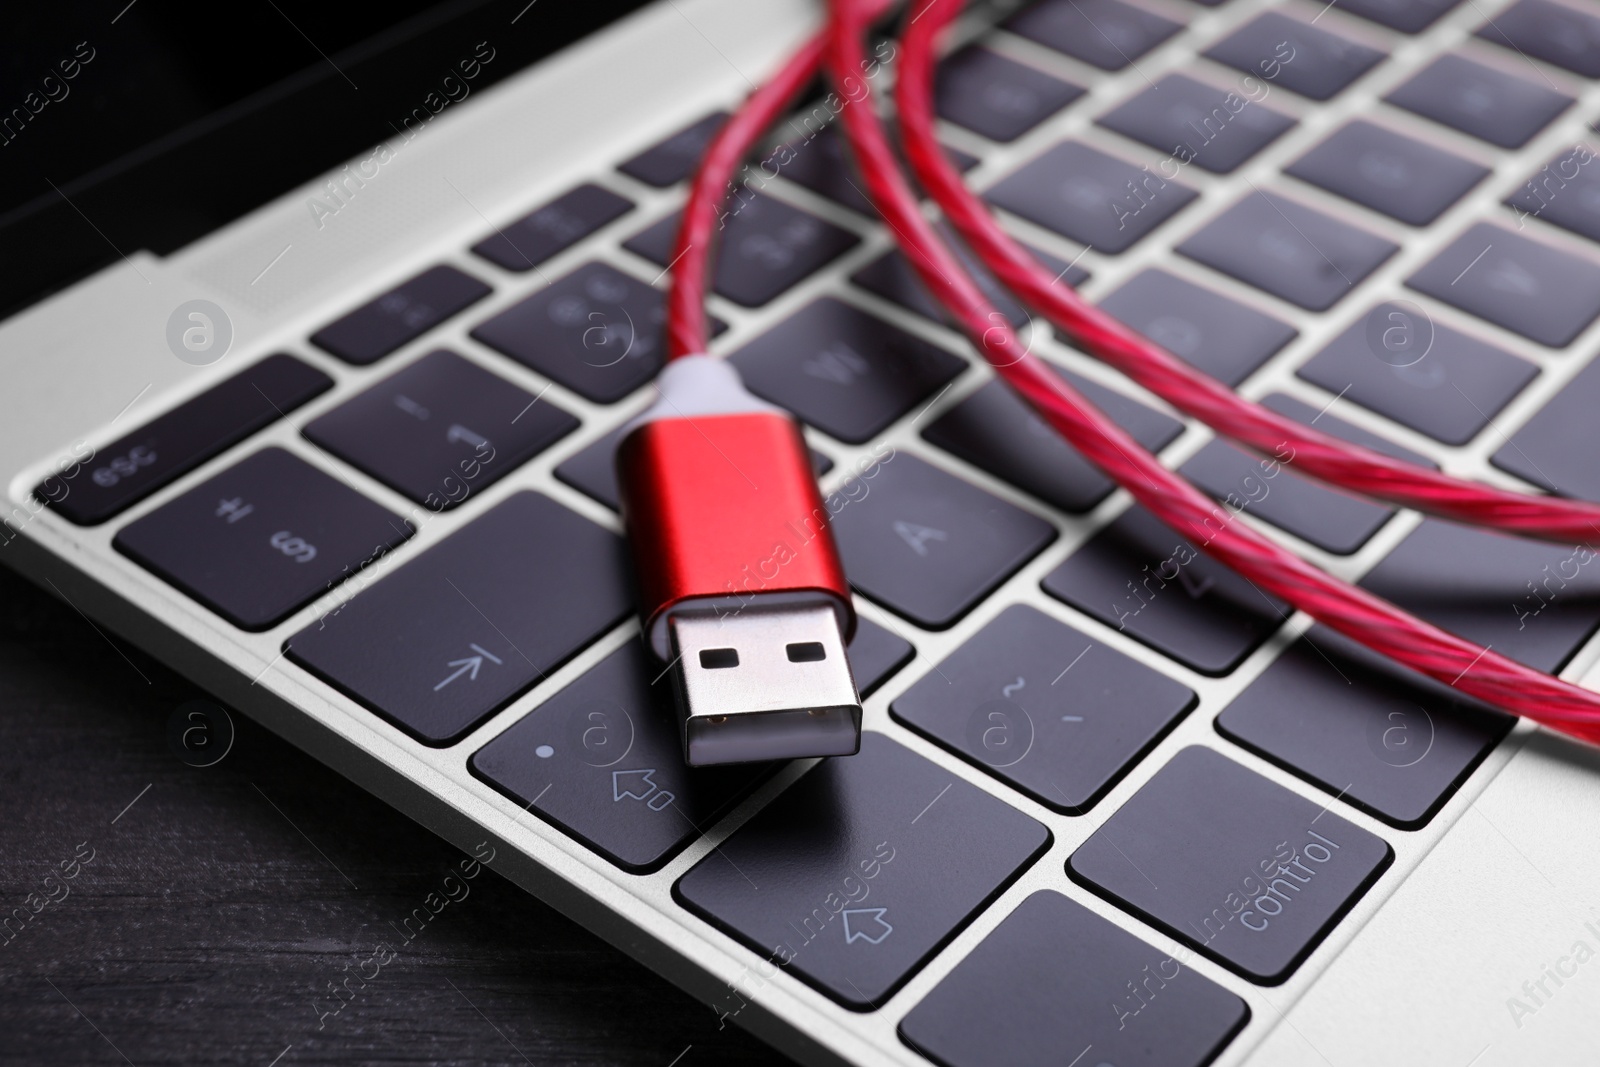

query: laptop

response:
[6,0,1600,1062]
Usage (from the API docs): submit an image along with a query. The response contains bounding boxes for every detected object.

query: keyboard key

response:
[1296,301,1538,445]
[891,605,1195,812]
[1335,0,1462,33]
[675,732,1050,1009]
[470,642,773,872]
[114,447,411,631]
[830,454,1057,629]
[923,364,1183,514]
[1385,54,1572,149]
[1363,518,1600,673]
[1506,145,1600,244]
[1096,73,1295,174]
[1177,392,1437,555]
[1285,121,1490,226]
[286,492,631,745]
[987,141,1199,254]
[1492,356,1600,497]
[1406,223,1600,347]
[847,616,916,697]
[311,265,491,366]
[623,193,859,307]
[1177,190,1398,311]
[774,125,979,217]
[1005,0,1183,72]
[1098,269,1297,386]
[899,892,1248,1067]
[1069,746,1391,983]
[471,183,634,273]
[727,298,966,444]
[1041,505,1288,675]
[1205,13,1385,101]
[553,422,831,512]
[852,227,1087,330]
[39,354,332,526]
[1477,0,1600,78]
[936,47,1085,142]
[617,111,727,187]
[303,350,579,509]
[1218,627,1511,828]
[471,261,722,404]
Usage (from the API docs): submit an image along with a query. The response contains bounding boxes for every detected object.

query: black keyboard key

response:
[1296,301,1538,445]
[1218,627,1512,828]
[727,298,966,444]
[624,193,859,307]
[1205,13,1385,100]
[1492,356,1600,498]
[1407,223,1600,347]
[1507,145,1600,244]
[830,454,1056,629]
[936,47,1085,142]
[303,350,578,509]
[1069,746,1391,983]
[311,265,491,366]
[1285,121,1490,226]
[987,141,1198,254]
[470,642,772,872]
[1336,0,1462,33]
[923,364,1183,514]
[1005,0,1183,72]
[1041,505,1288,675]
[1098,269,1297,386]
[900,892,1248,1067]
[1385,54,1572,149]
[39,354,332,526]
[1178,393,1437,555]
[675,732,1049,1009]
[1177,190,1398,311]
[114,447,411,631]
[774,125,979,217]
[1477,0,1600,78]
[471,183,634,273]
[847,616,915,697]
[553,422,831,512]
[1096,73,1295,174]
[470,262,721,404]
[891,605,1195,812]
[852,228,1087,331]
[1363,518,1600,673]
[286,492,631,745]
[617,111,727,187]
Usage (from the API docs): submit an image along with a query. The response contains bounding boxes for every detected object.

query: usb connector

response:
[671,604,860,765]
[615,356,862,766]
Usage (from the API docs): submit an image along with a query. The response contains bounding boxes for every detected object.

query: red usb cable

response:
[646,0,1600,747]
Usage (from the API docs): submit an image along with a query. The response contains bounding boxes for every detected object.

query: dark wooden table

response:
[0,564,783,1066]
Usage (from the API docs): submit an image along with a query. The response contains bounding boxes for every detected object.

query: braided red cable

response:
[895,0,1600,546]
[824,0,1600,742]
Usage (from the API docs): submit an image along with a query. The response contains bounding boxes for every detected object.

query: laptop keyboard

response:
[33,0,1600,1060]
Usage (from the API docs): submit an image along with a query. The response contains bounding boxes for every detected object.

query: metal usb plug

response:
[670,604,861,766]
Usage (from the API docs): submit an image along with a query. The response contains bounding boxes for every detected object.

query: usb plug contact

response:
[671,604,861,765]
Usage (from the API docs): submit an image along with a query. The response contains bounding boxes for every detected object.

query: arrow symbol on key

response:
[612,768,658,803]
[433,643,504,691]
[842,908,893,945]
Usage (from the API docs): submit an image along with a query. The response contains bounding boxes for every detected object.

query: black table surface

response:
[0,564,783,1066]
